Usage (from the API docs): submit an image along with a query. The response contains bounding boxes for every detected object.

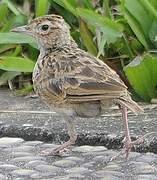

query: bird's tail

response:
[115,96,143,115]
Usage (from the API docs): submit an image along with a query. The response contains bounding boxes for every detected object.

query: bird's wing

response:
[44,51,127,103]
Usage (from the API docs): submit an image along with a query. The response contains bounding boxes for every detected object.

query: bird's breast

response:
[32,59,64,106]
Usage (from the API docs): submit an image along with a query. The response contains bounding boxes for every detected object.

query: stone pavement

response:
[0,89,157,179]
[0,137,157,180]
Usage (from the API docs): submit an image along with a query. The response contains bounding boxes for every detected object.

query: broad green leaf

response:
[120,6,149,49]
[79,19,97,55]
[149,0,157,10]
[0,56,35,72]
[140,0,157,19]
[77,8,122,32]
[66,0,77,8]
[35,0,49,17]
[61,0,77,16]
[77,8,122,44]
[124,0,151,37]
[124,54,157,101]
[0,71,21,85]
[0,33,37,49]
[120,0,157,49]
[49,0,65,7]
[77,0,93,9]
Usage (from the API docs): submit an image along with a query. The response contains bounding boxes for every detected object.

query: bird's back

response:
[32,44,142,117]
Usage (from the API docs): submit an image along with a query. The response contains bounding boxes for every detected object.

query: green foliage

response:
[120,0,157,49]
[79,19,98,55]
[35,0,49,17]
[0,71,21,85]
[124,54,157,101]
[0,56,35,72]
[0,0,157,100]
[76,8,123,57]
[0,33,37,48]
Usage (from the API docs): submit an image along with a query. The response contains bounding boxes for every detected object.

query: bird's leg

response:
[121,106,144,159]
[42,115,77,156]
[121,106,132,159]
[52,116,77,154]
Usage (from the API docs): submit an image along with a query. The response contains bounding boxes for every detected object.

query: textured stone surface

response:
[0,137,24,147]
[11,169,37,177]
[0,174,6,180]
[0,90,157,179]
[0,137,156,179]
[0,89,157,153]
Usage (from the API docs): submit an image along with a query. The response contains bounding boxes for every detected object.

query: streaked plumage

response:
[11,14,143,158]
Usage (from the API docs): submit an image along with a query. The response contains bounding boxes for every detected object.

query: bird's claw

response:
[40,147,69,156]
[123,136,144,159]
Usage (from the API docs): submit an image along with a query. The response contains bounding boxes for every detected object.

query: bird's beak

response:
[11,25,33,36]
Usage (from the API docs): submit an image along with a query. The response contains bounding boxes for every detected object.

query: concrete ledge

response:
[0,89,157,153]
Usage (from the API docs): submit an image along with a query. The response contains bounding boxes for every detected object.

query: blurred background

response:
[0,0,157,102]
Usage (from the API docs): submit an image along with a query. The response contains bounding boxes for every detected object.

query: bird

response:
[11,14,143,159]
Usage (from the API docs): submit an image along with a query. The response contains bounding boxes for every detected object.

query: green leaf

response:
[124,0,151,37]
[0,56,35,72]
[77,8,122,31]
[0,71,21,85]
[77,8,122,56]
[51,0,77,16]
[12,45,22,57]
[49,1,77,27]
[0,3,8,22]
[77,0,93,9]
[124,54,157,101]
[140,0,157,19]
[35,0,49,17]
[2,0,20,15]
[0,14,27,32]
[120,0,157,49]
[0,33,37,49]
[79,19,97,55]
[120,5,149,49]
[149,0,157,10]
[77,8,122,44]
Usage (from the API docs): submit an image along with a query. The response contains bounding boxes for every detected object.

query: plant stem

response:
[103,0,112,19]
[122,33,134,60]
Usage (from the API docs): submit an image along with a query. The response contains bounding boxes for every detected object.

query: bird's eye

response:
[41,24,49,31]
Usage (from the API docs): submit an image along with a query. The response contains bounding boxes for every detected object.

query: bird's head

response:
[11,14,71,50]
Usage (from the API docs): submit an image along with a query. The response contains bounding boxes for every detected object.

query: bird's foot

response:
[108,136,144,163]
[123,136,144,159]
[41,146,69,156]
[41,139,75,156]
